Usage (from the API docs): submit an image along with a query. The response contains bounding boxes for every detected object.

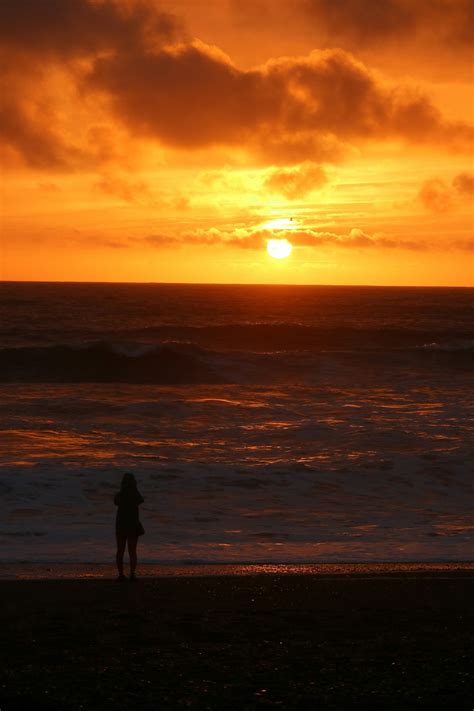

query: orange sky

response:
[1,0,473,285]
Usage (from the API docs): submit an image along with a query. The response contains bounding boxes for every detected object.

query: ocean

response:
[1,282,473,564]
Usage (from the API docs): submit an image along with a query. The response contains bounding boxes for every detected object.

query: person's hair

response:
[120,472,138,492]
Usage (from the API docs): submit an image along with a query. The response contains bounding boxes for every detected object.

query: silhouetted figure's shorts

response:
[116,519,140,539]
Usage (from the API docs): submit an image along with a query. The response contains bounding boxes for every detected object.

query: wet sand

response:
[1,570,473,709]
[2,561,473,579]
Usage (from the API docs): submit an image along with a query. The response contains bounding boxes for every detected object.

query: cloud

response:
[452,238,474,252]
[452,172,474,198]
[0,100,84,169]
[142,225,429,252]
[264,162,328,199]
[95,174,153,204]
[0,0,181,169]
[37,181,61,193]
[145,228,224,248]
[93,238,130,250]
[231,0,473,81]
[418,179,453,213]
[94,173,191,210]
[88,43,473,162]
[79,220,472,253]
[1,2,472,170]
[301,0,473,47]
[418,172,474,212]
[0,0,181,59]
[273,227,426,251]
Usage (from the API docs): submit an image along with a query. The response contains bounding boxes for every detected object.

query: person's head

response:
[120,472,137,492]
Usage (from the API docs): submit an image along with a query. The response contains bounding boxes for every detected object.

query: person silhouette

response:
[114,472,144,582]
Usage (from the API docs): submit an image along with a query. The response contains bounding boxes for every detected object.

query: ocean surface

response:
[1,282,473,564]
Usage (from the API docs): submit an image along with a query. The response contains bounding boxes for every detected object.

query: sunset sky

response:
[1,0,473,285]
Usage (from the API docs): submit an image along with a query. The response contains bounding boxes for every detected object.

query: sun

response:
[267,238,293,259]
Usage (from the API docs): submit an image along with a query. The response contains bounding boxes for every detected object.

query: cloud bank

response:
[88,43,473,161]
[1,0,472,170]
[142,225,472,253]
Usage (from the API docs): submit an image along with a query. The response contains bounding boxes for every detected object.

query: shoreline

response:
[2,560,473,580]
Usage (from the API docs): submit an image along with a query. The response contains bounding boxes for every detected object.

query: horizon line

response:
[1,279,473,289]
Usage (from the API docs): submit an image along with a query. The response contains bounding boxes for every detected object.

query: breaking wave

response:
[0,333,472,384]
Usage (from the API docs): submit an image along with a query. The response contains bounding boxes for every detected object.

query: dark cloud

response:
[0,102,84,169]
[0,0,180,59]
[89,42,280,149]
[1,2,472,170]
[88,44,473,161]
[230,0,473,81]
[264,162,328,199]
[0,0,181,168]
[254,132,349,165]
[304,0,415,43]
[302,0,473,48]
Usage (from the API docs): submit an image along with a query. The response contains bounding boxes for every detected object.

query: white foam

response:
[1,380,472,563]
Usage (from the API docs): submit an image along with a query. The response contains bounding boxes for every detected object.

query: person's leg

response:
[116,533,126,576]
[128,536,138,577]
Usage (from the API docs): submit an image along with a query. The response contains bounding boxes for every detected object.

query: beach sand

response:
[1,570,473,709]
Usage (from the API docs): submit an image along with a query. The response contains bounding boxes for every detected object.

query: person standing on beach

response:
[114,473,144,582]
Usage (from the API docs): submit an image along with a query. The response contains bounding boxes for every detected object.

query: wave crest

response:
[0,337,472,384]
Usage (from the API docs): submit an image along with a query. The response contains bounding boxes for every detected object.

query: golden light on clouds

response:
[0,0,473,285]
[263,218,296,231]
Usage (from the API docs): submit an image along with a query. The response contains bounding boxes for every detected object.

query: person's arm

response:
[114,493,120,505]
[137,493,144,505]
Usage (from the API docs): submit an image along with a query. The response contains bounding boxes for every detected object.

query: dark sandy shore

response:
[1,572,473,710]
